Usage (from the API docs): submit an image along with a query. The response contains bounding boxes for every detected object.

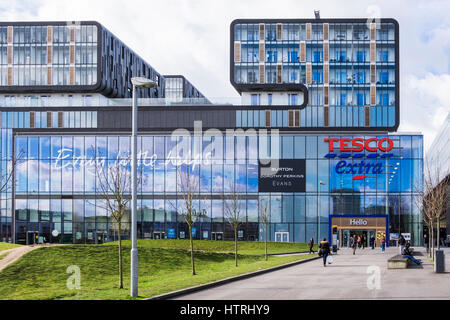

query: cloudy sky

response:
[1,0,449,153]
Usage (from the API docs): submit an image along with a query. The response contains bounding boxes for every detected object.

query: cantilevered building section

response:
[0,21,165,98]
[164,75,210,103]
[231,19,399,131]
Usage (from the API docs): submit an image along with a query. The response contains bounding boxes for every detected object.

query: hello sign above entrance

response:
[349,218,368,226]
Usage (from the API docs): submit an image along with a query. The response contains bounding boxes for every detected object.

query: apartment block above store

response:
[230,18,399,131]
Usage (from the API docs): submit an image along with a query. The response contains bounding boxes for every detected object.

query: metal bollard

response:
[434,250,445,273]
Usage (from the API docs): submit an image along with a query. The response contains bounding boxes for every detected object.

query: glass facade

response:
[2,133,422,246]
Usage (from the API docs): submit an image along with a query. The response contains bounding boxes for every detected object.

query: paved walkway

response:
[173,247,450,300]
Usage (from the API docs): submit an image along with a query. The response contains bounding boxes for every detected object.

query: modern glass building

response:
[0,18,423,247]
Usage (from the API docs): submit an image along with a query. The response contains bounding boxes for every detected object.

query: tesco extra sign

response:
[324,138,395,180]
[324,138,394,153]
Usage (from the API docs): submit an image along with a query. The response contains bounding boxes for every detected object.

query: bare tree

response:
[175,165,202,275]
[92,150,134,289]
[415,159,449,259]
[1,149,24,193]
[258,197,270,261]
[224,181,243,267]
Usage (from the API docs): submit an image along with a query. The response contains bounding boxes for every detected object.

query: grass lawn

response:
[0,241,316,300]
[0,242,22,252]
[105,239,318,255]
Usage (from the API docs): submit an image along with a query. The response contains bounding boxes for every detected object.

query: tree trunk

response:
[431,223,435,261]
[264,223,268,261]
[189,223,196,275]
[437,218,441,250]
[118,222,123,289]
[234,223,238,267]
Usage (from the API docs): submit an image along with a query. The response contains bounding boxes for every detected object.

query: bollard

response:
[434,250,445,273]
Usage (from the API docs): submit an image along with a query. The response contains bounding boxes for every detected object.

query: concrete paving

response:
[173,246,450,300]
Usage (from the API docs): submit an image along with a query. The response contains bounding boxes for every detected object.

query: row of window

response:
[0,25,98,44]
[237,106,396,128]
[0,111,97,129]
[234,23,395,42]
[242,49,394,64]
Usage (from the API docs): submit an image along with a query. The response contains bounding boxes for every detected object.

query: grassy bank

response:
[0,243,22,251]
[0,241,315,300]
[105,239,317,255]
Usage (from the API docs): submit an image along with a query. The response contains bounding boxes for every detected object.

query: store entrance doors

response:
[26,231,38,245]
[212,232,223,240]
[275,232,289,242]
[153,232,165,239]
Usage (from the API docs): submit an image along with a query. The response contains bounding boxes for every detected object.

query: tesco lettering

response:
[324,138,394,153]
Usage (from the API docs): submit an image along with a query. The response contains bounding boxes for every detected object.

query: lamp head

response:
[131,77,157,89]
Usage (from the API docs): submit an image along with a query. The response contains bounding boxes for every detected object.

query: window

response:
[380,72,389,84]
[267,51,277,63]
[339,93,347,106]
[336,71,346,83]
[290,71,298,82]
[289,51,298,63]
[313,51,323,63]
[357,72,365,84]
[356,51,366,62]
[251,94,260,106]
[336,51,346,62]
[357,93,365,105]
[313,72,323,84]
[381,51,388,62]
[268,94,272,105]
[288,94,298,106]
[379,93,389,105]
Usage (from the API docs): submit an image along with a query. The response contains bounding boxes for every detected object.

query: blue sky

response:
[1,0,449,152]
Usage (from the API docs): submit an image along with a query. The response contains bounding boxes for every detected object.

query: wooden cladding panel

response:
[7,26,13,43]
[306,63,312,84]
[300,42,306,62]
[47,46,52,64]
[30,112,35,128]
[324,106,329,127]
[70,66,75,85]
[259,42,265,62]
[323,23,329,40]
[365,106,370,126]
[324,86,329,105]
[47,26,52,43]
[7,46,12,64]
[47,67,52,85]
[58,112,63,128]
[294,110,299,127]
[370,23,376,40]
[277,64,282,83]
[323,42,329,61]
[234,42,241,62]
[70,27,75,42]
[370,64,376,83]
[306,23,311,40]
[370,86,376,105]
[259,24,265,39]
[324,64,329,84]
[7,67,12,85]
[288,110,294,127]
[265,110,271,127]
[276,23,282,40]
[259,64,265,83]
[70,45,75,64]
[47,112,52,128]
[370,42,376,62]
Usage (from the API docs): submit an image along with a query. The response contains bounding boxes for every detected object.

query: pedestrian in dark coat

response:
[319,238,331,267]
[309,237,315,254]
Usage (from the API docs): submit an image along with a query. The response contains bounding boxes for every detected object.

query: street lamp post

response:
[130,77,157,298]
[318,181,325,242]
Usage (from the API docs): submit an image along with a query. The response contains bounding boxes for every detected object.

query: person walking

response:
[398,234,406,254]
[424,233,429,253]
[380,236,386,253]
[370,235,376,249]
[309,237,315,254]
[362,235,366,249]
[319,238,331,267]
[352,235,358,255]
[357,235,361,248]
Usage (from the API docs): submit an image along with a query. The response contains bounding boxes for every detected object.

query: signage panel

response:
[258,159,306,192]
